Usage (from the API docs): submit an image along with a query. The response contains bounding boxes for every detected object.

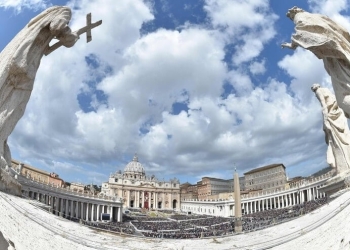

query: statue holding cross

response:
[0,6,102,169]
[45,12,102,55]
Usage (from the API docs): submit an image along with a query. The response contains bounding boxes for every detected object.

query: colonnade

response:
[242,186,324,214]
[17,172,124,223]
[181,182,327,217]
[25,190,122,222]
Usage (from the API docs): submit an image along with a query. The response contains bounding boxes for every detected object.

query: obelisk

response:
[234,171,242,232]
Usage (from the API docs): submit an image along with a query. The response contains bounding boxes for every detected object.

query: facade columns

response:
[155,192,158,209]
[117,206,121,222]
[110,206,114,222]
[126,190,129,208]
[136,191,139,208]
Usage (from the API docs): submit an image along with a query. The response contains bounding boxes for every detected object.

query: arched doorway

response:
[130,200,134,208]
[158,201,162,209]
[172,199,177,209]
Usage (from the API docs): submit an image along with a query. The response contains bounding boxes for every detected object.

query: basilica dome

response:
[124,154,145,176]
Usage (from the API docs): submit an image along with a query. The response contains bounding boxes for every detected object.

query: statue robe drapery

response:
[292,11,350,118]
[0,6,78,167]
[314,87,350,174]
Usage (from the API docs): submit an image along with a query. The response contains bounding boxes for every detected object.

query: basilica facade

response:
[101,155,180,210]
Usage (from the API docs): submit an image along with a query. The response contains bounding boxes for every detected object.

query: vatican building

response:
[101,154,180,210]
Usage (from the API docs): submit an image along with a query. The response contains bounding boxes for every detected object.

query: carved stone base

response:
[234,217,242,233]
[319,171,350,197]
[0,168,21,196]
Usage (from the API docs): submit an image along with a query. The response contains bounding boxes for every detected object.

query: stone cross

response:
[45,13,102,55]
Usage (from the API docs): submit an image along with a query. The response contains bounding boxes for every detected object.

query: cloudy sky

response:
[0,0,348,185]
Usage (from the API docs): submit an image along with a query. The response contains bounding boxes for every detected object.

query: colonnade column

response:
[261,199,264,211]
[60,198,64,217]
[91,204,95,221]
[71,200,75,218]
[86,203,89,221]
[64,199,69,218]
[81,202,84,220]
[73,201,77,218]
[55,197,59,215]
[51,197,55,214]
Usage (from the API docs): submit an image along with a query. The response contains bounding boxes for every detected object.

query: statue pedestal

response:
[0,167,22,196]
[234,217,242,233]
[319,171,350,197]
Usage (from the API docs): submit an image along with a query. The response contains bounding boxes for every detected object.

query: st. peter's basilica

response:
[101,154,180,210]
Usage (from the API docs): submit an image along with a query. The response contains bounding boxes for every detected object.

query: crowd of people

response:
[236,197,328,232]
[73,197,328,239]
[82,220,135,234]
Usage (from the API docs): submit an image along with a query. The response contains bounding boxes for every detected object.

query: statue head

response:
[287,6,305,20]
[28,6,71,27]
[311,83,321,92]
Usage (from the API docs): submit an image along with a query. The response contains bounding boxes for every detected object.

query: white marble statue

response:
[282,6,350,119]
[0,6,101,169]
[311,84,350,174]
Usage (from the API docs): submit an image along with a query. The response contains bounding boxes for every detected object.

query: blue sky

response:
[0,0,348,185]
